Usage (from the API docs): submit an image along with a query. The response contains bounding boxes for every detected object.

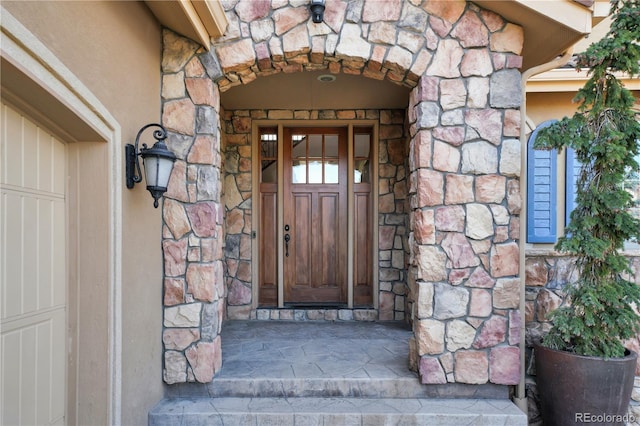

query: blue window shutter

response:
[527,120,558,243]
[565,147,581,227]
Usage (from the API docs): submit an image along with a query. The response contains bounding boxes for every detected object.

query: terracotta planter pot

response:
[535,345,637,426]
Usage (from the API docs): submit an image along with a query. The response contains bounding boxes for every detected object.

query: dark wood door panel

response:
[317,191,339,287]
[284,128,347,304]
[291,192,312,287]
[259,188,277,305]
[354,188,373,306]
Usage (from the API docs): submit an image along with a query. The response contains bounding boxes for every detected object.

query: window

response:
[527,120,558,243]
[260,128,278,183]
[527,120,640,250]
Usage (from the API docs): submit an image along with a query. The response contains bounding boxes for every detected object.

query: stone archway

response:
[160,0,524,389]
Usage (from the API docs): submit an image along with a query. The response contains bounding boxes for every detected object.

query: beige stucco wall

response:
[3,1,164,425]
[528,89,640,126]
[527,91,579,126]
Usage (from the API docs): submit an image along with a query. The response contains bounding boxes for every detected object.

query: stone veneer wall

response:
[160,31,226,384]
[401,10,524,387]
[524,251,640,425]
[159,0,527,385]
[222,108,409,321]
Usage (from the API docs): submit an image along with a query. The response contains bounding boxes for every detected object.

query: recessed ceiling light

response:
[317,74,336,82]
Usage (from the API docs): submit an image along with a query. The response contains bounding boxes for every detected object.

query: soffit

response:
[144,0,227,50]
[474,0,595,70]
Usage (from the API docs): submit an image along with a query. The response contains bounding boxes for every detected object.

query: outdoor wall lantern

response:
[125,123,176,208]
[310,0,325,23]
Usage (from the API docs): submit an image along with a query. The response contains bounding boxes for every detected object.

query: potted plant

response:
[533,0,640,424]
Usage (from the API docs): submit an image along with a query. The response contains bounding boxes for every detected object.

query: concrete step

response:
[148,396,528,426]
[152,322,526,425]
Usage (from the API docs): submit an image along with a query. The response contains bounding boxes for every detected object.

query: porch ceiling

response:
[219,70,412,111]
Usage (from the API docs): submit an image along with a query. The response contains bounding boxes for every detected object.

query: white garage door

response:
[1,102,66,425]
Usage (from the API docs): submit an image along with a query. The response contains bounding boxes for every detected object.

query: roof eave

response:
[144,0,228,51]
[474,0,596,71]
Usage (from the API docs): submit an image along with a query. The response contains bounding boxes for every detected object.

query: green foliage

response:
[534,0,640,358]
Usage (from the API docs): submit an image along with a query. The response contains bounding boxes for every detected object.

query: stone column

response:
[407,4,524,386]
[161,30,225,384]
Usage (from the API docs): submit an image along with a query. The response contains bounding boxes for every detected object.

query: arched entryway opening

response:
[159,0,524,393]
[219,69,412,322]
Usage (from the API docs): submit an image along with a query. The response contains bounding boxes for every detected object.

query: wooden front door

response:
[283,128,348,304]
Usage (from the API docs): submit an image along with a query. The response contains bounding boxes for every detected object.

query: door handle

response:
[284,233,290,257]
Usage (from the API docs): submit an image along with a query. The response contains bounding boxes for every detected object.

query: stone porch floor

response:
[150,320,527,425]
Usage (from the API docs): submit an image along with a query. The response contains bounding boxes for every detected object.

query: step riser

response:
[148,397,528,426]
[150,413,524,426]
[178,378,428,399]
[166,379,510,400]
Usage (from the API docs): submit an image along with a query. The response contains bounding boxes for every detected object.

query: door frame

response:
[251,120,379,310]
